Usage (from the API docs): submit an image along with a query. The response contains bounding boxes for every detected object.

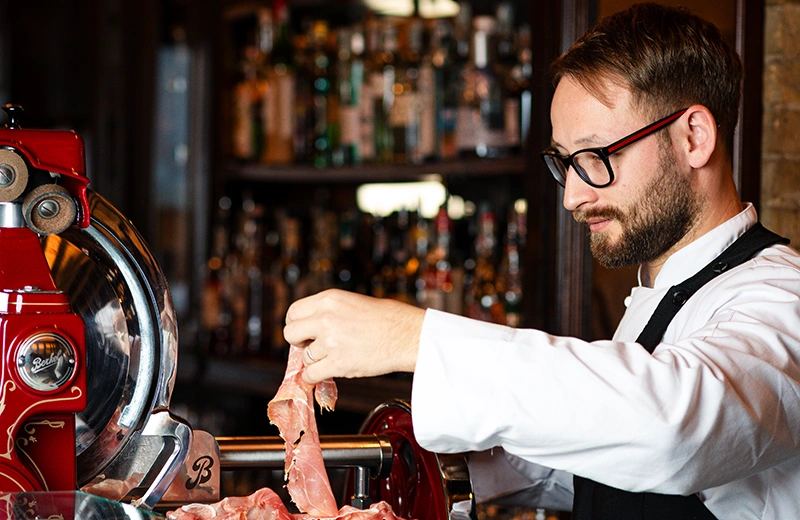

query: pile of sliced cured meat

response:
[167,346,408,520]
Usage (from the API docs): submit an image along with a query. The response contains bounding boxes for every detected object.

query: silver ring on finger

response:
[306,348,316,362]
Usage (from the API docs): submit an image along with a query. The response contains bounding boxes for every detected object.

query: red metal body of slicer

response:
[0,104,88,492]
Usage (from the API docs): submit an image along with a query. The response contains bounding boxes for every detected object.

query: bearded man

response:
[282,4,800,518]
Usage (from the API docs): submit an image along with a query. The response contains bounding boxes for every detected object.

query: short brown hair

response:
[551,3,743,154]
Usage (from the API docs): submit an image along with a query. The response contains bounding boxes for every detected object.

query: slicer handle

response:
[2,104,23,129]
[135,411,194,510]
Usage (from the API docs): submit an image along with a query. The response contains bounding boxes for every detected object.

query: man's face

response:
[550,78,700,268]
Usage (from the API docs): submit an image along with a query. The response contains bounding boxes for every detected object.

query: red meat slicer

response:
[0,105,475,520]
[0,104,88,493]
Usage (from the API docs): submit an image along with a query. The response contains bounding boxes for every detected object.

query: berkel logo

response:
[31,351,60,374]
[186,456,214,489]
[17,332,75,392]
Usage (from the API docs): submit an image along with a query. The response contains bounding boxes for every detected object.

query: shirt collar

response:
[638,203,756,289]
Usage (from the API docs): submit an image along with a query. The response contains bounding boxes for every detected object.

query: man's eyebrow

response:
[550,134,603,151]
[575,134,603,146]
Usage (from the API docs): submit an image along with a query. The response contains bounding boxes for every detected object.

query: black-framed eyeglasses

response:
[540,108,688,188]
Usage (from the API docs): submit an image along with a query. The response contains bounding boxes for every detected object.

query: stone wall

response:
[761,0,800,243]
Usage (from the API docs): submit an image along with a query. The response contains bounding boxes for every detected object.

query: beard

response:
[575,144,701,269]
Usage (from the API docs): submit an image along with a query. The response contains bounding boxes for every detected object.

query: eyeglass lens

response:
[543,151,611,188]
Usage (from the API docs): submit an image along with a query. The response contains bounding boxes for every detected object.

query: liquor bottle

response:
[373,18,398,164]
[202,196,233,357]
[263,0,296,164]
[309,20,335,168]
[495,2,517,74]
[270,210,303,358]
[494,2,521,153]
[406,212,430,305]
[232,43,267,160]
[371,19,397,164]
[370,215,389,297]
[336,26,365,166]
[293,31,313,163]
[241,197,266,355]
[254,9,272,163]
[417,20,437,162]
[420,204,452,311]
[390,17,423,164]
[308,208,336,294]
[506,23,532,154]
[359,16,380,164]
[446,2,472,159]
[335,209,358,291]
[419,19,455,162]
[452,2,472,72]
[500,203,525,327]
[466,203,506,323]
[226,192,260,356]
[456,16,508,159]
[389,209,414,303]
[231,48,252,160]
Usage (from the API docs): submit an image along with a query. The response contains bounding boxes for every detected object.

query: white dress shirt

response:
[411,204,800,519]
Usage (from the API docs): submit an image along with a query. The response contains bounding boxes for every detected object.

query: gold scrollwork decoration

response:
[0,381,17,460]
[2,386,82,460]
[15,420,66,492]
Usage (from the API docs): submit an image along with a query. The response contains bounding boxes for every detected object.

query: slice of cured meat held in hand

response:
[267,345,340,517]
[167,346,408,520]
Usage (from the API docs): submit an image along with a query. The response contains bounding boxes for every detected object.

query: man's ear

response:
[680,105,717,169]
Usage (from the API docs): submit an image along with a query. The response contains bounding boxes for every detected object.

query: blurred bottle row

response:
[228,0,532,167]
[199,192,527,361]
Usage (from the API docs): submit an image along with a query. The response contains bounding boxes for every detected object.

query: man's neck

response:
[643,198,744,286]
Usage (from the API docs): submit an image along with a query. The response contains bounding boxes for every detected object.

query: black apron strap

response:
[636,222,789,352]
[572,222,790,520]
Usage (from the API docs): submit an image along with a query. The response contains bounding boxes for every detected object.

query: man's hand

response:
[284,289,426,385]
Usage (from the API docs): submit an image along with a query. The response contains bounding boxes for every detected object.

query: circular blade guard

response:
[40,190,178,486]
[353,400,475,520]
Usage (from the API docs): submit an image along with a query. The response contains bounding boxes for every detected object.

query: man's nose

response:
[562,167,599,211]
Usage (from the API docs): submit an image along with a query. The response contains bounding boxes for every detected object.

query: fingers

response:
[284,289,425,382]
[301,344,325,367]
[285,289,335,324]
[298,344,335,385]
[284,289,349,347]
[284,319,317,351]
[301,357,331,385]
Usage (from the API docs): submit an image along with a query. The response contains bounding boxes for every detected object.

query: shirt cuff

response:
[410,309,515,453]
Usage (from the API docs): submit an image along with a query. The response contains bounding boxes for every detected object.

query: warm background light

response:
[364,0,460,18]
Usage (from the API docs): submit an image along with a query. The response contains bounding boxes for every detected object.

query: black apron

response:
[572,222,790,520]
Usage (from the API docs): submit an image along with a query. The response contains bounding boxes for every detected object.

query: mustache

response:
[573,206,625,225]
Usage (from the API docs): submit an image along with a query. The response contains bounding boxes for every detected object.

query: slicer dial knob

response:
[22,183,77,235]
[0,149,29,202]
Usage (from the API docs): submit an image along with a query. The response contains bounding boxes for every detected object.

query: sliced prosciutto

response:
[301,502,406,520]
[267,345,339,517]
[167,346,411,520]
[167,487,407,520]
[167,487,292,520]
